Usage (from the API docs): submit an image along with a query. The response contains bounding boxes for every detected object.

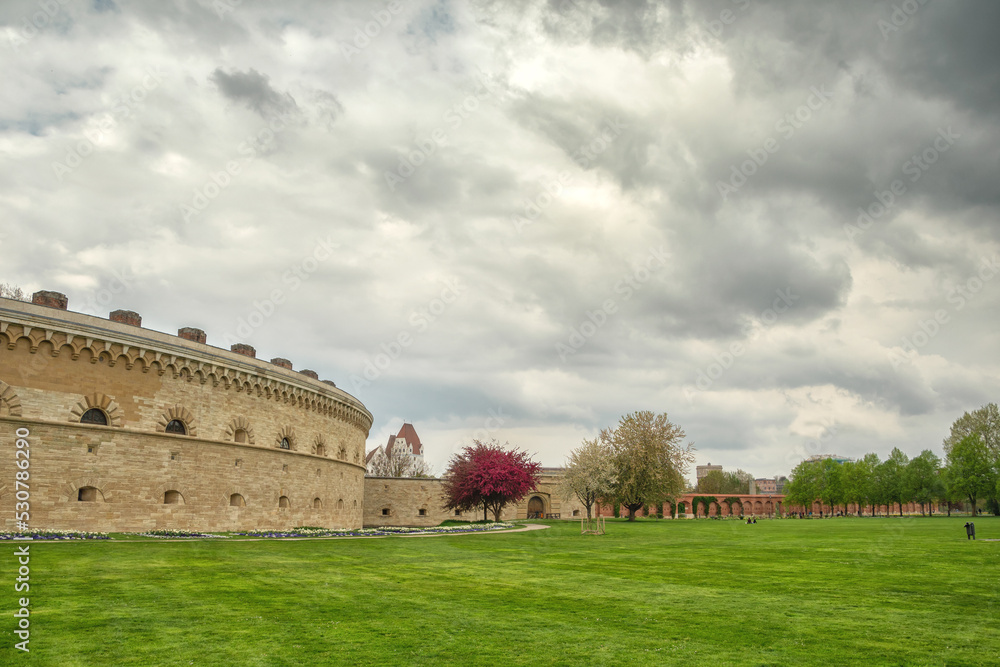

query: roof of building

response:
[385,423,422,457]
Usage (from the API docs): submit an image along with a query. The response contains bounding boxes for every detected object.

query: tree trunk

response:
[586,503,592,522]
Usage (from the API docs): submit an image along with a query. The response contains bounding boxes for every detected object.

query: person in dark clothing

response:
[964,522,976,540]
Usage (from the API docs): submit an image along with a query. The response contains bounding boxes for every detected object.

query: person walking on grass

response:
[964,522,976,540]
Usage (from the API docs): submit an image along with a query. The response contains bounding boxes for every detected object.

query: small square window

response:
[455,510,462,516]
[87,445,98,455]
[382,508,390,516]
[170,452,180,461]
[418,509,427,516]
[235,459,243,468]
[282,464,288,472]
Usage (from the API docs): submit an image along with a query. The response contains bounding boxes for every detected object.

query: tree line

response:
[784,403,1000,516]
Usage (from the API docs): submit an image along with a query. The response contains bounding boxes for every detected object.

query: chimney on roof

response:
[231,343,256,358]
[110,309,141,327]
[270,357,292,370]
[31,291,68,310]
[299,369,319,380]
[322,380,337,388]
[178,327,207,344]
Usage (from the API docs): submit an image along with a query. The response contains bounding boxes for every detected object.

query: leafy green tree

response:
[603,411,694,521]
[784,460,820,513]
[817,458,846,515]
[944,404,1000,514]
[877,448,910,516]
[695,468,752,494]
[559,437,616,521]
[843,453,879,516]
[904,450,943,515]
[695,469,726,494]
[944,403,1000,458]
[946,434,995,514]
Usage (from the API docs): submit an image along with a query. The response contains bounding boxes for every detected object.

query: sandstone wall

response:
[0,296,372,532]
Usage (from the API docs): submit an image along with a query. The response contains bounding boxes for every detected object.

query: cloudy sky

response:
[3,0,999,482]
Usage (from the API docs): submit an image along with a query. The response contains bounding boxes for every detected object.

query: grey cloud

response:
[209,67,298,119]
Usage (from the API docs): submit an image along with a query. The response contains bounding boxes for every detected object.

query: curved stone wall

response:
[0,294,372,532]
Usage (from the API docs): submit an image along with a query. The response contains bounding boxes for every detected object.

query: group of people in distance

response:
[745,517,757,524]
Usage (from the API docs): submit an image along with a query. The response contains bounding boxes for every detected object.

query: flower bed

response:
[234,522,516,539]
[0,530,109,540]
[139,530,231,539]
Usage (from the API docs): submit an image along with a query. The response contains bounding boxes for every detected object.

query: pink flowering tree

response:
[442,440,541,522]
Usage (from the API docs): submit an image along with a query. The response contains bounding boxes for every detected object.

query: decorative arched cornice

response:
[0,380,22,417]
[0,316,375,435]
[68,392,123,427]
[156,405,198,437]
[276,425,296,450]
[312,434,327,457]
[224,416,255,445]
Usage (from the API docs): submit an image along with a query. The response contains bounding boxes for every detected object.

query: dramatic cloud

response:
[2,0,998,481]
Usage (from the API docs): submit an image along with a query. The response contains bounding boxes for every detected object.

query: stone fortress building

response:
[0,291,372,532]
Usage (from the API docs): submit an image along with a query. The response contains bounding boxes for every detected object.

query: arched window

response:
[338,447,346,460]
[164,490,183,505]
[337,498,345,510]
[279,437,291,450]
[315,444,325,457]
[165,420,187,435]
[234,428,248,443]
[279,496,290,508]
[80,408,108,425]
[573,509,580,517]
[78,486,99,502]
[229,493,245,507]
[313,497,322,509]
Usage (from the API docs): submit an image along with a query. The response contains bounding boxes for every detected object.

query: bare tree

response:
[366,443,433,478]
[0,283,28,301]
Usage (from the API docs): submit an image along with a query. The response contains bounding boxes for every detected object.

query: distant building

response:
[365,423,425,474]
[754,478,777,494]
[696,463,723,480]
[751,475,790,494]
[805,454,854,464]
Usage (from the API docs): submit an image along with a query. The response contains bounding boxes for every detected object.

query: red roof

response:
[385,423,422,457]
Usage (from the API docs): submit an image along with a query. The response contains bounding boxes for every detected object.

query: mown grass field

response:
[0,516,997,666]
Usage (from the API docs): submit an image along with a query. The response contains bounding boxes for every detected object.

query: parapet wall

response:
[0,292,372,532]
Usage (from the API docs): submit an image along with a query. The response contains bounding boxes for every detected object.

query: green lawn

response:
[1,517,997,666]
